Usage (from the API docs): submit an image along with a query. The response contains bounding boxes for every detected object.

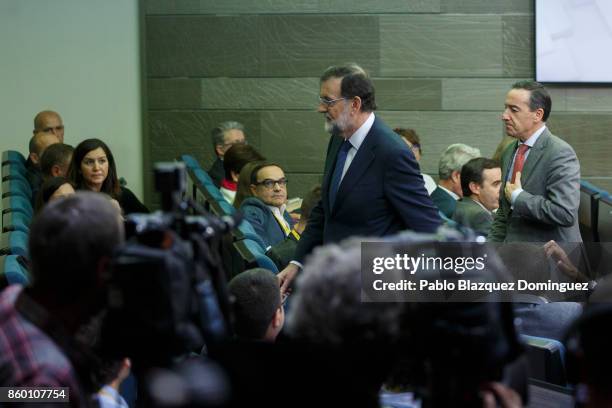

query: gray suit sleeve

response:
[488,206,508,242]
[513,144,580,227]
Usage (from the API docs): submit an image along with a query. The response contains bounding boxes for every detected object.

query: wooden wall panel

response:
[143,0,612,208]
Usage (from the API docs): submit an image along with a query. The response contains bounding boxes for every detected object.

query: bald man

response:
[26,132,60,206]
[33,110,64,143]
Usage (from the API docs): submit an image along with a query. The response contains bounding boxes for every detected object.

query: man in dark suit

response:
[452,157,501,237]
[278,63,441,292]
[208,121,247,187]
[430,143,480,219]
[489,81,581,243]
[25,132,60,206]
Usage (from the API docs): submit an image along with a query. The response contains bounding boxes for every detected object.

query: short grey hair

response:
[438,143,481,180]
[286,238,405,345]
[211,121,245,151]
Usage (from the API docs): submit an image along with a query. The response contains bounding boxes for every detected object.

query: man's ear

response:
[272,307,283,329]
[51,164,61,177]
[451,170,461,185]
[534,108,545,122]
[231,170,239,183]
[215,144,224,158]
[469,181,481,197]
[29,152,39,165]
[352,96,362,113]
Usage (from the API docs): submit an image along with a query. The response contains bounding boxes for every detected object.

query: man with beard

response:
[278,63,441,292]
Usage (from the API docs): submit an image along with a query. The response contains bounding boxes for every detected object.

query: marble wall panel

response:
[380,15,503,77]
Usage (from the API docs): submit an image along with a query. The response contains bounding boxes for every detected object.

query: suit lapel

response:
[499,141,518,209]
[501,140,518,186]
[331,123,378,214]
[466,198,493,219]
[520,129,549,186]
[323,135,344,214]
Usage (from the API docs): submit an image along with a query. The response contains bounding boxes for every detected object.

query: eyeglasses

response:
[318,96,346,107]
[42,125,64,134]
[222,139,247,148]
[255,178,288,189]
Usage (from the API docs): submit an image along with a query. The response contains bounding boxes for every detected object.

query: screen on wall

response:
[536,0,612,83]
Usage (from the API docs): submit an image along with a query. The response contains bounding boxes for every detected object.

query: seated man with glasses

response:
[240,161,294,249]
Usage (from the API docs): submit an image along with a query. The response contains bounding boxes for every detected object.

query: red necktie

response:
[511,144,529,183]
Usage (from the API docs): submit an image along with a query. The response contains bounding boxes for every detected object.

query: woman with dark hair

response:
[220,144,265,204]
[68,138,148,215]
[234,160,264,209]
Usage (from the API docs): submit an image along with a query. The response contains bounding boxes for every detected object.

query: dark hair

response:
[300,184,322,221]
[460,158,500,197]
[29,192,123,302]
[68,138,121,198]
[234,160,265,209]
[40,143,74,177]
[35,176,74,213]
[511,80,552,122]
[320,64,377,112]
[249,161,283,185]
[228,268,281,340]
[223,144,265,180]
[393,128,422,154]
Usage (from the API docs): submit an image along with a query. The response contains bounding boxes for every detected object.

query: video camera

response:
[101,162,239,369]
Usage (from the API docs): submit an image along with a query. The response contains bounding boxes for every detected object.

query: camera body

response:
[101,163,234,369]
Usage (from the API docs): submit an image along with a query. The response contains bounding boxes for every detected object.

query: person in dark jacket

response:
[208,121,247,187]
[240,162,293,249]
[67,138,148,215]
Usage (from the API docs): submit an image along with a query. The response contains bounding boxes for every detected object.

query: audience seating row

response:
[178,154,279,275]
[579,180,612,242]
[1,150,32,287]
[521,335,567,387]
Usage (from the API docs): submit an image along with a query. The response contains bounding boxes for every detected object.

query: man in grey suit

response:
[489,81,581,243]
[453,157,501,237]
[430,143,480,219]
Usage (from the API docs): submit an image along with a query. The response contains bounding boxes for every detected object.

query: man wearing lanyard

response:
[489,81,581,243]
[241,162,295,249]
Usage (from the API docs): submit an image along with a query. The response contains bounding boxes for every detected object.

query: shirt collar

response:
[468,197,492,213]
[521,125,547,148]
[98,385,128,407]
[268,204,287,218]
[437,185,460,200]
[345,112,375,150]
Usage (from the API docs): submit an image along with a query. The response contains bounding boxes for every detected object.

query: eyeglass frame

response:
[41,125,65,134]
[253,177,288,189]
[318,96,347,107]
[221,139,248,148]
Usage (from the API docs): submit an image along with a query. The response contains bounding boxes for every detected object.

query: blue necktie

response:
[329,140,351,207]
